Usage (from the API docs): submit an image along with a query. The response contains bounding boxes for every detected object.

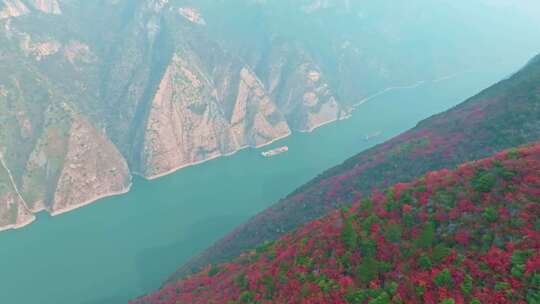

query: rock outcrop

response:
[28,0,61,15]
[1,0,539,231]
[0,0,28,19]
[51,115,131,215]
[142,55,290,178]
[178,7,205,25]
[19,35,61,61]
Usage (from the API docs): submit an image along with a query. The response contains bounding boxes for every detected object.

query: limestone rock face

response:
[0,0,29,19]
[141,55,290,178]
[52,116,130,214]
[280,65,344,131]
[19,106,71,212]
[62,41,96,66]
[178,7,205,25]
[230,68,290,148]
[1,0,537,230]
[260,46,348,131]
[19,35,61,61]
[27,0,61,15]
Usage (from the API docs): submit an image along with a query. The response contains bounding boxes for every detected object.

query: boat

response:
[364,131,382,141]
[261,146,289,157]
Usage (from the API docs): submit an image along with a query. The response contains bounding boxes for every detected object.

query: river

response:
[0,56,533,304]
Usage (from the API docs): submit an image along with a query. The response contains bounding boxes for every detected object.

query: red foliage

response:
[133,143,540,304]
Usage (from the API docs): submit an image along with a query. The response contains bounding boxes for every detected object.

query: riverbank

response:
[0,73,467,233]
[0,58,524,304]
[49,184,133,217]
[141,130,293,181]
[0,213,36,232]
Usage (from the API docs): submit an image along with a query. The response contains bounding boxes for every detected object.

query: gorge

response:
[0,55,533,304]
[1,1,540,304]
[2,0,540,230]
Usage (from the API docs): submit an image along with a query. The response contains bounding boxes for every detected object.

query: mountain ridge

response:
[1,0,539,230]
[134,141,540,304]
[170,52,540,281]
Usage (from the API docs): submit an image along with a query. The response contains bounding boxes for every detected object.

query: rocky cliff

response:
[0,0,28,19]
[141,55,291,178]
[0,0,539,230]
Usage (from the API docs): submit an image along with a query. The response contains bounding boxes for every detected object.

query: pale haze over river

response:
[0,54,537,304]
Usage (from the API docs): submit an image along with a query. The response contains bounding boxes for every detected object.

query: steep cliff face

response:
[51,115,131,215]
[0,21,131,227]
[0,104,131,225]
[1,0,539,230]
[0,0,61,20]
[269,62,345,131]
[0,0,28,19]
[142,55,291,178]
[28,0,61,15]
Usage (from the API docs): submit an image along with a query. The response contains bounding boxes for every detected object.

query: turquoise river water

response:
[0,56,534,304]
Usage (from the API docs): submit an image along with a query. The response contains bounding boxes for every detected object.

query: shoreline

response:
[0,214,36,232]
[353,80,427,108]
[49,184,133,217]
[138,74,447,181]
[0,184,133,232]
[297,117,342,134]
[0,71,466,232]
[139,130,293,180]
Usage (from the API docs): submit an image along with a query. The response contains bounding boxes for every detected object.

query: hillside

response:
[1,0,540,230]
[134,142,540,304]
[172,54,540,279]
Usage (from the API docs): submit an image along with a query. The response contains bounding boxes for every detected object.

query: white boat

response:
[364,131,382,141]
[261,146,289,157]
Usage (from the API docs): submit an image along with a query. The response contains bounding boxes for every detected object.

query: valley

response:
[1,1,540,303]
[0,58,527,304]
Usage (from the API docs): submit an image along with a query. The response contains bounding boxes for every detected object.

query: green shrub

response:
[368,291,390,304]
[345,289,368,304]
[417,222,435,249]
[433,244,451,263]
[359,238,377,258]
[239,291,255,303]
[472,171,496,193]
[384,223,402,243]
[342,217,358,249]
[482,207,498,222]
[357,257,379,283]
[434,268,453,288]
[461,274,473,295]
[418,254,432,269]
[207,265,221,276]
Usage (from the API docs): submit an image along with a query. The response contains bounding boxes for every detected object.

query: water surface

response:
[0,57,532,304]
